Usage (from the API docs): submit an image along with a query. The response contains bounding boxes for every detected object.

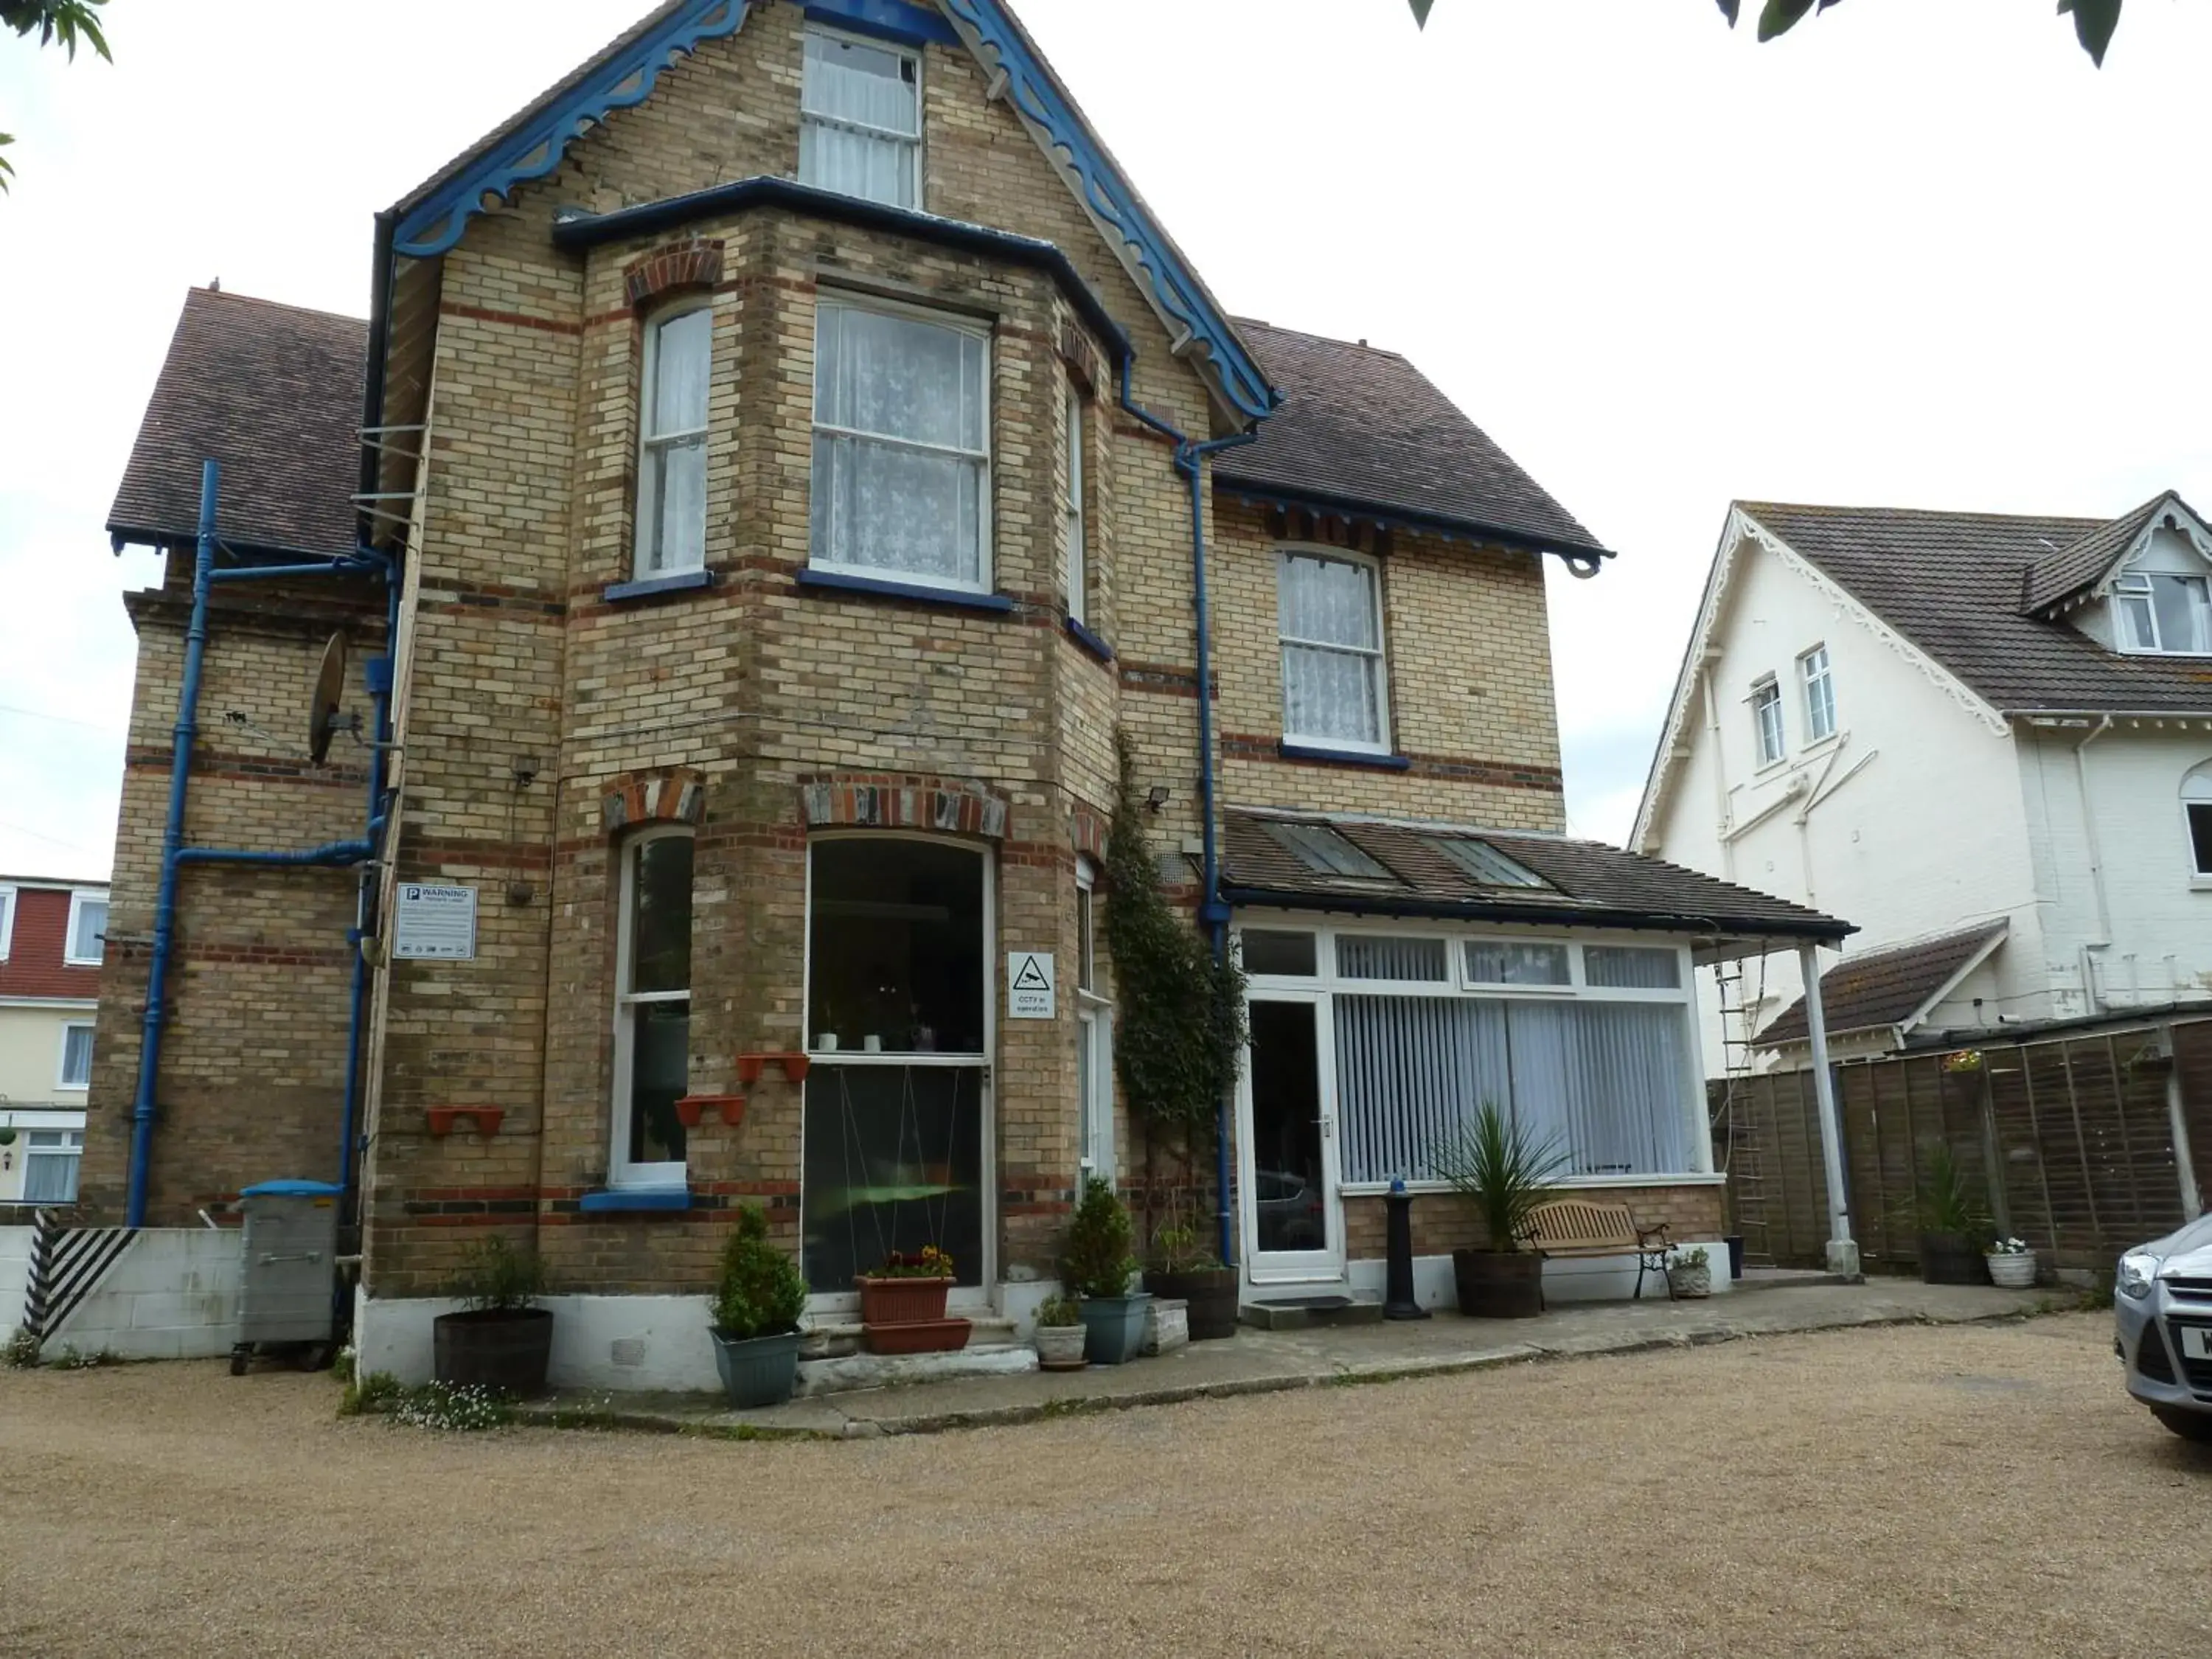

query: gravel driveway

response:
[0,1312,2203,1658]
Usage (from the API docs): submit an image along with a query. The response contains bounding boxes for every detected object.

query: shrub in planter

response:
[1434,1101,1569,1319]
[1065,1175,1150,1364]
[1666,1245,1714,1299]
[433,1234,553,1397]
[707,1204,808,1409]
[1032,1294,1088,1371]
[1144,1220,1239,1342]
[1917,1142,1992,1285]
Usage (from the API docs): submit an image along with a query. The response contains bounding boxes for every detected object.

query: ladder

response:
[1710,951,1772,1264]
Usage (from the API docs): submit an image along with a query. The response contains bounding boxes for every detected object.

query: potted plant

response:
[1144,1214,1239,1342]
[1032,1294,1088,1370]
[1433,1101,1571,1318]
[1986,1235,2038,1289]
[707,1203,808,1408]
[432,1234,553,1396]
[1918,1141,1991,1285]
[1666,1245,1714,1299]
[856,1245,956,1328]
[1064,1175,1150,1364]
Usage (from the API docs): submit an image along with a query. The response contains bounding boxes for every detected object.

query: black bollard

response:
[1382,1175,1429,1320]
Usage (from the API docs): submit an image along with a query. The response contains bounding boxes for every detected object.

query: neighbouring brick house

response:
[89,0,1847,1384]
[0,878,105,1206]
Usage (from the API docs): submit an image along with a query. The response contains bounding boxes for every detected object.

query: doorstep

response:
[1240,1290,1383,1331]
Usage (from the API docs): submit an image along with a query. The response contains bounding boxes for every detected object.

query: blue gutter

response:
[1116,357,1258,1267]
[123,459,393,1228]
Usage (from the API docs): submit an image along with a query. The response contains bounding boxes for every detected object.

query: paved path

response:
[524,1276,2065,1437]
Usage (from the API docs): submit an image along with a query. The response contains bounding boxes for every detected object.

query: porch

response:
[514,1272,2054,1438]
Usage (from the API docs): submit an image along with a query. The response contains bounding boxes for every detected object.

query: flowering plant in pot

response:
[1064,1175,1150,1364]
[432,1234,553,1397]
[1917,1142,1992,1285]
[1032,1293,1088,1371]
[1144,1211,1239,1343]
[1666,1245,1714,1299]
[1985,1235,2038,1288]
[1433,1102,1570,1318]
[856,1245,956,1327]
[707,1203,808,1408]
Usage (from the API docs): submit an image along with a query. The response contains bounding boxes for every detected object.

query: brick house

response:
[89,0,1847,1383]
[0,878,105,1206]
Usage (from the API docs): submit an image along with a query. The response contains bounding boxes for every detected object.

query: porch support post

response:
[1798,941,1859,1278]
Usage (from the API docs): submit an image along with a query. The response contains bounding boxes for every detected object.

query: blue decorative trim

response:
[240,1180,344,1198]
[796,567,1016,613]
[804,0,959,47]
[1063,615,1113,663]
[603,568,715,604]
[1278,742,1412,771]
[579,1187,692,1213]
[392,0,752,258]
[936,0,1277,423]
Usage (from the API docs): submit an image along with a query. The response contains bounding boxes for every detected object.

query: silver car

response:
[2115,1211,2212,1443]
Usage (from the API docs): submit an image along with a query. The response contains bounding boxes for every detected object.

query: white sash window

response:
[799,29,921,209]
[635,306,711,577]
[1279,549,1388,751]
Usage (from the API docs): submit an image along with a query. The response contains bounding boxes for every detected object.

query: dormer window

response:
[2116,571,2211,655]
[800,28,921,209]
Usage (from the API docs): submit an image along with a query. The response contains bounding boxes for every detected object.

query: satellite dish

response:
[308,632,348,765]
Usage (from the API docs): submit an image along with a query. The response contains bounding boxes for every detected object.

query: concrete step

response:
[1239,1293,1383,1332]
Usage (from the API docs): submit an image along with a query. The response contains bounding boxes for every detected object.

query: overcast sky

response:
[3,0,2208,881]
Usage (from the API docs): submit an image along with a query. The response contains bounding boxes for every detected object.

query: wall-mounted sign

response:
[392,883,478,961]
[1007,951,1055,1018]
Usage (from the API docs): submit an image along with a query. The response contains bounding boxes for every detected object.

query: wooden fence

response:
[1714,1018,2212,1273]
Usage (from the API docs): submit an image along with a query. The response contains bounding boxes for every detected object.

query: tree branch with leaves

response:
[2,0,113,192]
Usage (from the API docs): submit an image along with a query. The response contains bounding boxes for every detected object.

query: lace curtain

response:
[1279,552,1382,745]
[639,307,709,574]
[799,31,919,208]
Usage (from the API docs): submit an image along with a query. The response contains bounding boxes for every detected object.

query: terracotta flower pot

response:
[862,1317,971,1356]
[856,1275,952,1326]
[1452,1249,1544,1318]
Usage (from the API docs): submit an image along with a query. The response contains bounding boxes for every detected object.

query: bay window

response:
[810,299,990,594]
[612,828,692,1187]
[1063,377,1088,625]
[635,305,711,577]
[1075,857,1113,1186]
[1278,549,1388,751]
[799,27,921,209]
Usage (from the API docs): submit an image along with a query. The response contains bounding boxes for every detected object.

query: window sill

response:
[578,1186,692,1214]
[796,568,1014,613]
[603,568,714,605]
[1276,742,1411,771]
[2191,876,2212,892]
[1063,616,1114,663]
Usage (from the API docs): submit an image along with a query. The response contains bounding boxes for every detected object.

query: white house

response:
[1634,493,2212,1069]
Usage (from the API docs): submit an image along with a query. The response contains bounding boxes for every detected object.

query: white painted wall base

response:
[48,1229,242,1360]
[1343,1245,1735,1312]
[0,1225,29,1335]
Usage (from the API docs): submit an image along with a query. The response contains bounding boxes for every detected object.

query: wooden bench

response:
[1523,1197,1676,1302]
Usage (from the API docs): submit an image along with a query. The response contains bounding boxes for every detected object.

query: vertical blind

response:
[1335,995,1694,1183]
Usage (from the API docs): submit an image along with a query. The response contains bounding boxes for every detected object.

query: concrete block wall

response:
[35,1229,243,1360]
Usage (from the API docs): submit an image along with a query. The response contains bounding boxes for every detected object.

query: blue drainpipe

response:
[124,461,392,1228]
[1117,358,1258,1266]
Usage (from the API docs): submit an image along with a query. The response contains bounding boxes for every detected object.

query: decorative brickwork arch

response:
[624,237,725,310]
[800,776,1009,841]
[601,768,705,833]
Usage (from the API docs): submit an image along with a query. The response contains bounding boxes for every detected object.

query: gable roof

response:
[1736,500,2212,717]
[1222,807,1850,945]
[108,288,369,559]
[2020,493,2171,614]
[1214,321,1610,564]
[386,0,1275,425]
[1759,920,2008,1046]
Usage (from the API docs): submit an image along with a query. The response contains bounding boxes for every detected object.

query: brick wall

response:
[1341,1183,1727,1260]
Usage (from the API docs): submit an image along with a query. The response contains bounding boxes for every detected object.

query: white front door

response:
[1239,992,1345,1284]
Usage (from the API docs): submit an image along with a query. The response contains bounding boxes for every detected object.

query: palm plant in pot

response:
[1433,1101,1570,1319]
[433,1234,553,1396]
[1031,1294,1088,1371]
[707,1203,808,1408]
[1144,1211,1239,1343]
[1918,1141,1992,1285]
[1064,1175,1150,1364]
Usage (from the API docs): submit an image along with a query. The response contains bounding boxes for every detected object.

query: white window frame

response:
[799,24,923,209]
[56,1020,94,1091]
[2115,569,2212,657]
[800,831,997,1314]
[633,300,712,579]
[63,890,107,967]
[0,883,15,961]
[1798,644,1836,744]
[1235,916,1712,1194]
[21,1130,84,1205]
[1276,544,1391,754]
[1063,377,1087,626]
[809,294,993,597]
[1750,675,1784,768]
[1074,857,1113,1189]
[2183,768,2212,883]
[611,825,693,1191]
